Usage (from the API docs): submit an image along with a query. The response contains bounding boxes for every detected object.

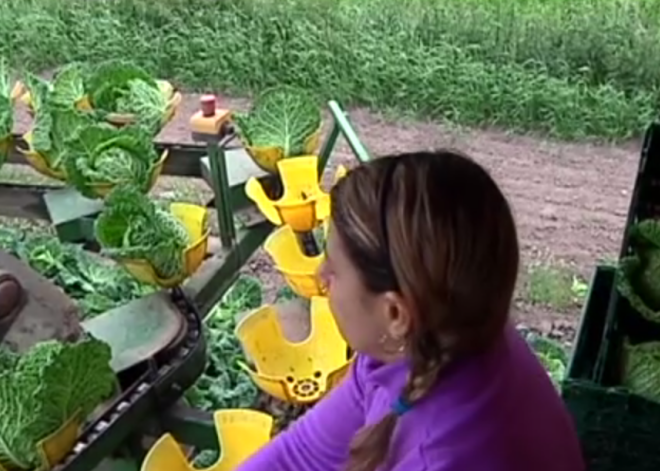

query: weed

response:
[525,263,587,310]
[0,0,658,140]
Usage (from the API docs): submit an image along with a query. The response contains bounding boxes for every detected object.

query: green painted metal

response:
[186,221,273,318]
[0,101,372,471]
[206,143,237,249]
[317,116,341,175]
[160,403,218,450]
[199,148,274,212]
[43,187,104,243]
[327,101,371,162]
[83,292,184,372]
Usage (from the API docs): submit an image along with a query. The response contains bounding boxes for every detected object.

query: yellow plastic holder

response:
[141,409,273,471]
[264,224,325,299]
[19,130,68,181]
[235,296,354,404]
[118,203,210,287]
[242,127,321,174]
[0,135,12,161]
[315,164,348,222]
[245,155,330,232]
[0,412,82,471]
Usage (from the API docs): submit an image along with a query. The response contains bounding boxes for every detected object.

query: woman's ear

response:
[381,291,413,342]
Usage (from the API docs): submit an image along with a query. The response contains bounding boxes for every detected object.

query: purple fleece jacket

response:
[236,325,585,471]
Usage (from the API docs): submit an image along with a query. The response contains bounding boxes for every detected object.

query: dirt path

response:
[12,94,642,340]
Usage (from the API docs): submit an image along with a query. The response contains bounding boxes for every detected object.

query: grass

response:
[524,262,588,310]
[0,0,658,141]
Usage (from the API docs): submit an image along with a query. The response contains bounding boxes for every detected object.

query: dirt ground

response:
[11,93,642,344]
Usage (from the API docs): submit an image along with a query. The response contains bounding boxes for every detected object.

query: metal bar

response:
[160,403,218,450]
[317,120,341,176]
[207,143,236,248]
[185,222,272,317]
[327,101,371,163]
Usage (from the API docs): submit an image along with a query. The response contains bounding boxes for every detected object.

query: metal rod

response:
[298,232,320,257]
[327,100,371,163]
[317,120,341,177]
[207,142,236,248]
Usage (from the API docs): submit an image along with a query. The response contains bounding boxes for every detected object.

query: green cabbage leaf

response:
[85,60,168,134]
[0,336,115,470]
[94,186,192,280]
[233,86,321,158]
[617,219,660,322]
[63,124,160,198]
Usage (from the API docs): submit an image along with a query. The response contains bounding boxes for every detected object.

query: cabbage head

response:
[95,185,192,280]
[624,340,660,402]
[85,60,168,134]
[64,124,160,198]
[31,106,93,172]
[233,86,321,158]
[617,219,660,322]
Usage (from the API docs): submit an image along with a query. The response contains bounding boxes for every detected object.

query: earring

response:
[379,334,406,353]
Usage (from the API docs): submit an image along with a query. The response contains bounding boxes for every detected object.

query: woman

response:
[237,150,584,471]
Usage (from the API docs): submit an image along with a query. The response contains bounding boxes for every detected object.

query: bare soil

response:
[12,94,642,344]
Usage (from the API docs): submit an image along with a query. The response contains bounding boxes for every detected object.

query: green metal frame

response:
[0,100,369,471]
[147,100,370,456]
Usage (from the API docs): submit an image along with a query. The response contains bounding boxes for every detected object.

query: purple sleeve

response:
[235,356,367,471]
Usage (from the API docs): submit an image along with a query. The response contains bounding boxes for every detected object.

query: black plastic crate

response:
[562,380,660,471]
[595,122,660,386]
[565,265,615,381]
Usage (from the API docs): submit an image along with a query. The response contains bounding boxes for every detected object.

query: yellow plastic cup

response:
[117,203,210,287]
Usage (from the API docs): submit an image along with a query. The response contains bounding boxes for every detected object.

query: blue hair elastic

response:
[391,396,413,416]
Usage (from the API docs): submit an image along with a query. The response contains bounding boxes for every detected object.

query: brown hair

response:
[330,150,519,471]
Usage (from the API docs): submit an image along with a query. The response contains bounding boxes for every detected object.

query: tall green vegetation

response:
[1,0,659,140]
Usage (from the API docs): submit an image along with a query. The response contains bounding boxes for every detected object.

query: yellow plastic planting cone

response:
[235,297,353,404]
[17,131,67,180]
[119,203,209,287]
[0,413,82,471]
[264,224,325,299]
[244,129,321,174]
[35,413,82,470]
[141,409,273,471]
[245,156,328,232]
[315,164,348,222]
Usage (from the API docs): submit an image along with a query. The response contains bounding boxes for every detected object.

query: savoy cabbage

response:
[233,86,321,158]
[64,123,161,199]
[0,336,115,470]
[94,186,192,280]
[624,340,660,402]
[617,219,660,322]
[85,60,169,134]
